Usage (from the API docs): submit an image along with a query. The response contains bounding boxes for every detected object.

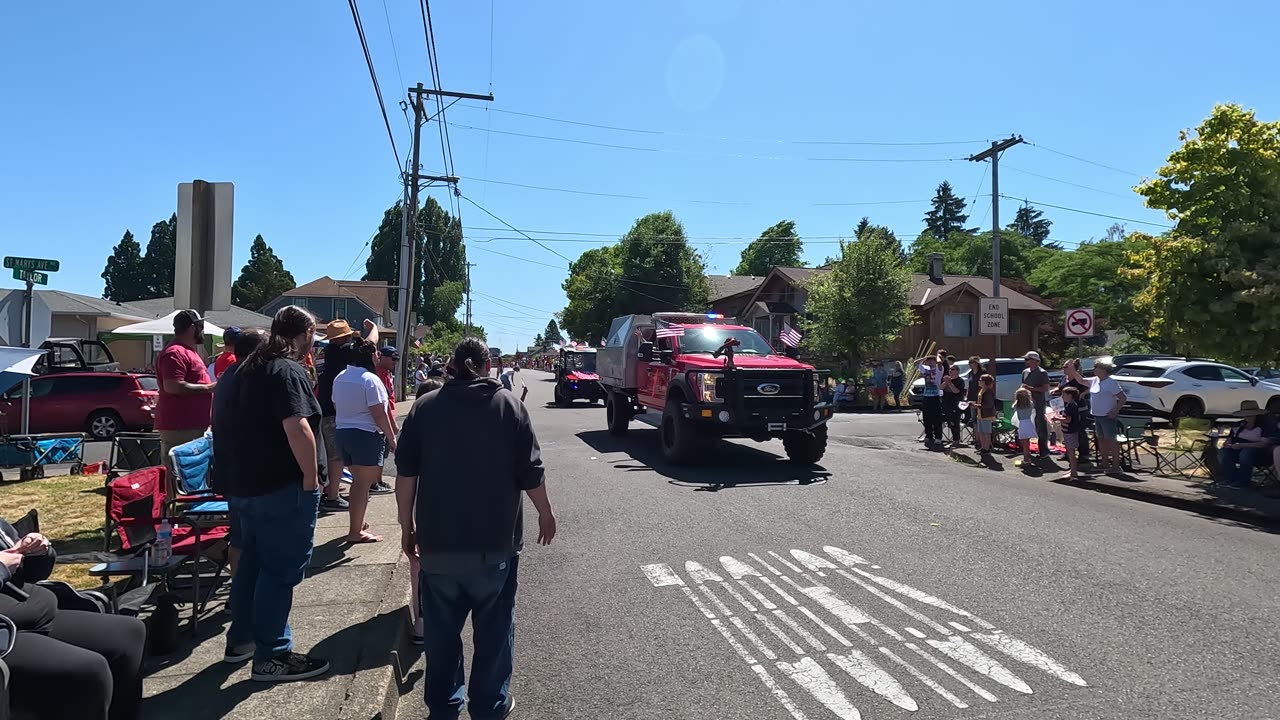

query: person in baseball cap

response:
[1021,350,1050,457]
[209,326,243,380]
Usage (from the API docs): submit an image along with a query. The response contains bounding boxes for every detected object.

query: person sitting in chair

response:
[1217,401,1274,488]
[0,516,146,720]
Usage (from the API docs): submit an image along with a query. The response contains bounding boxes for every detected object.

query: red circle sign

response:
[1066,309,1093,337]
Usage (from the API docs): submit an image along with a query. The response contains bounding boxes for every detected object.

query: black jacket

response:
[0,518,55,588]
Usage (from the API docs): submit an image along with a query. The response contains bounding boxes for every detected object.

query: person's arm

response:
[160,354,215,395]
[283,417,319,491]
[1109,384,1127,417]
[362,318,380,346]
[370,402,397,452]
[512,401,555,545]
[395,404,421,558]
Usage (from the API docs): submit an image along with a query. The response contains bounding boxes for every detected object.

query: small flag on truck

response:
[655,324,685,339]
[780,322,802,348]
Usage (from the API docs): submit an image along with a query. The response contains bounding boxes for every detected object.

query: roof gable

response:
[279,275,388,315]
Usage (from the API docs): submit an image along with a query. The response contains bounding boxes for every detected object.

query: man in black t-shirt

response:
[942,365,966,446]
[223,306,331,684]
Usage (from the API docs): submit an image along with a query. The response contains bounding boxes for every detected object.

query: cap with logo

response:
[173,309,204,331]
[379,345,399,359]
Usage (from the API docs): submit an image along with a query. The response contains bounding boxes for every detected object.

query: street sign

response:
[3,256,59,273]
[978,297,1009,335]
[11,269,48,285]
[1064,307,1095,338]
[152,334,165,351]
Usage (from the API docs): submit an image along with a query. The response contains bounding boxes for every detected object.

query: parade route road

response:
[469,371,1280,719]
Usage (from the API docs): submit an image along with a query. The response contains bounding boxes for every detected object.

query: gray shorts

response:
[976,418,993,434]
[1064,433,1080,450]
[336,428,386,467]
[1094,416,1119,439]
[321,416,341,462]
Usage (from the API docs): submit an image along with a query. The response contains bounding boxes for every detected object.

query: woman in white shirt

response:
[332,340,397,543]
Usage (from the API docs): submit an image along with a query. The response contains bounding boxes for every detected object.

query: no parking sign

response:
[1064,307,1094,338]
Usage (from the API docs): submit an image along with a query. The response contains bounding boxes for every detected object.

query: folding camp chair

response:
[1153,417,1213,478]
[107,432,162,481]
[168,432,227,521]
[101,467,229,630]
[1116,416,1155,470]
[992,404,1018,451]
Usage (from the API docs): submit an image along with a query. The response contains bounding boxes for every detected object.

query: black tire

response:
[553,384,569,407]
[1171,397,1204,421]
[784,424,828,464]
[661,397,700,464]
[87,409,123,440]
[1267,396,1280,415]
[606,392,630,436]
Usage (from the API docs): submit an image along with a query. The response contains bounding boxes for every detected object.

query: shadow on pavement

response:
[576,429,831,490]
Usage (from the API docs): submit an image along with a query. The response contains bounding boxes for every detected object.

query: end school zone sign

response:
[978,298,1009,335]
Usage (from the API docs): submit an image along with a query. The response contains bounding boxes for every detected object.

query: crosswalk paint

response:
[925,635,1033,695]
[827,648,919,711]
[904,642,998,703]
[775,609,828,652]
[879,646,969,709]
[971,631,1089,687]
[757,612,806,655]
[730,615,778,660]
[776,656,862,720]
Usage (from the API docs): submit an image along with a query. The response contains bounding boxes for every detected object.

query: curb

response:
[1068,475,1280,531]
[335,557,414,720]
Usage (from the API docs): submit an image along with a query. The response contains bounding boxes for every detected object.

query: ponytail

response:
[451,336,489,381]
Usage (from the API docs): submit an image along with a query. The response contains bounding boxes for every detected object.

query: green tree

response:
[231,235,296,310]
[141,213,177,298]
[542,319,563,347]
[364,197,467,326]
[907,230,1052,279]
[560,246,620,344]
[1130,103,1280,363]
[855,217,904,262]
[803,234,914,368]
[732,220,803,276]
[923,181,973,239]
[1027,235,1155,346]
[101,230,149,301]
[1007,202,1055,247]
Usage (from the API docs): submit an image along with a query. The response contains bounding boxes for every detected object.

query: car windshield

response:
[1114,365,1167,379]
[565,352,596,372]
[679,326,775,355]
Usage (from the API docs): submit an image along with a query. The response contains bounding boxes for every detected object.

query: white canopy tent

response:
[110,311,225,338]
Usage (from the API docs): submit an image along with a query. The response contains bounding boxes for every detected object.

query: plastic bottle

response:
[155,519,172,564]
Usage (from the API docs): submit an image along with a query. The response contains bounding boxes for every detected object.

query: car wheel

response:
[661,397,700,464]
[1268,397,1280,415]
[553,384,569,407]
[783,424,828,464]
[1171,397,1204,421]
[606,392,630,436]
[87,410,122,439]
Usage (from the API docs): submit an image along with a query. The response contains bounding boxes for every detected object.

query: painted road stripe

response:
[879,647,969,709]
[904,627,927,639]
[756,613,805,655]
[775,609,827,652]
[904,642,998,703]
[768,550,806,575]
[850,566,997,630]
[749,552,783,575]
[800,586,885,644]
[950,622,973,632]
[752,665,811,720]
[776,656,862,720]
[827,648,919,712]
[758,575,800,605]
[834,568,954,636]
[684,560,724,584]
[641,563,684,587]
[823,545,872,567]
[925,635,1033,695]
[696,584,735,618]
[722,555,800,605]
[720,581,759,612]
[738,578,778,610]
[680,586,716,619]
[711,618,755,664]
[971,631,1089,687]
[791,549,839,577]
[730,615,778,660]
[799,606,854,648]
[781,575,807,592]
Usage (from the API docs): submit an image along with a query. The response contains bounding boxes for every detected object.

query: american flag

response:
[780,322,802,348]
[655,324,685,339]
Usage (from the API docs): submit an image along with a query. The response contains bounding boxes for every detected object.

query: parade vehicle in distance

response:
[596,312,831,464]
[553,345,605,406]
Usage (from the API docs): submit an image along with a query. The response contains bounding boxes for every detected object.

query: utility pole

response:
[464,261,476,332]
[967,135,1023,360]
[20,276,33,434]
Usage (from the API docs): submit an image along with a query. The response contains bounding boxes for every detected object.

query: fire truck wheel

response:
[661,398,700,464]
[784,425,828,464]
[606,393,630,435]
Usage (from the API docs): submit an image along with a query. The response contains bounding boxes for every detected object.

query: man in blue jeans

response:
[396,337,556,719]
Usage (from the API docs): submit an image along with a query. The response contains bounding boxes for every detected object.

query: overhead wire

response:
[1025,142,1143,178]
[472,291,558,315]
[996,195,1173,229]
[378,0,405,96]
[347,0,402,171]
[470,244,567,270]
[1002,165,1133,199]
[457,193,574,263]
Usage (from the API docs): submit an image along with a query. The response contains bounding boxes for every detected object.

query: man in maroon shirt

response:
[156,310,217,476]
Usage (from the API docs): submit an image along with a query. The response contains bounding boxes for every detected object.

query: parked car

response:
[1113,360,1280,419]
[909,358,1062,406]
[1242,367,1280,381]
[0,372,157,439]
[34,338,120,374]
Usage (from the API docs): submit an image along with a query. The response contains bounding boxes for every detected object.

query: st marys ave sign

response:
[978,296,1009,335]
[3,256,60,273]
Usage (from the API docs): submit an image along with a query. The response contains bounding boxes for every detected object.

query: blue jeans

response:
[1218,446,1262,486]
[227,483,321,663]
[418,555,519,720]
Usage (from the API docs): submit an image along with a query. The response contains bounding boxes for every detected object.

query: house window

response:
[333,298,348,320]
[944,312,973,337]
[753,316,770,337]
[1010,316,1022,334]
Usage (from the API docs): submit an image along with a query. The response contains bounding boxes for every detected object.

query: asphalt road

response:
[485,369,1280,720]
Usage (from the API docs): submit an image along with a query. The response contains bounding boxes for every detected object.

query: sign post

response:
[1064,307,1095,358]
[4,256,60,434]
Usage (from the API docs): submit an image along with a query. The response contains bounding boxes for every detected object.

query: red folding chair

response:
[102,467,229,630]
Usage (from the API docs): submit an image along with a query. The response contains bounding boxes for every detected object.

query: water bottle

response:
[155,519,172,565]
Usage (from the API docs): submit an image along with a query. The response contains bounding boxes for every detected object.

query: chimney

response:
[927,253,945,283]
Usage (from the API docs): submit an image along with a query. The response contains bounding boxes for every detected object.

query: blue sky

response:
[2,1,1276,352]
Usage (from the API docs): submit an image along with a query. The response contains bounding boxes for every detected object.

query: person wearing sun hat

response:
[1217,400,1274,487]
[316,318,378,511]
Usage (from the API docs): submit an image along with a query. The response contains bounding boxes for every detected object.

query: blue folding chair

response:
[168,432,228,518]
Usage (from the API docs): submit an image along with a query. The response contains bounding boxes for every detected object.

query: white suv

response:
[1113,360,1280,419]
[908,358,1061,405]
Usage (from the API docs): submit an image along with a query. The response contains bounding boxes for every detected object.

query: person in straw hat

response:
[1216,400,1275,487]
[316,318,379,511]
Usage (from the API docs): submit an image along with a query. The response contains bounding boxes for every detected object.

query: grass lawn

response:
[0,473,106,588]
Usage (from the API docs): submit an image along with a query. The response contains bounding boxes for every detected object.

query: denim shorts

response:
[335,427,386,467]
[1064,433,1080,450]
[977,418,993,434]
[1094,416,1119,439]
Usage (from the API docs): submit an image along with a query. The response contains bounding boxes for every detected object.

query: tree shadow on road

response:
[576,429,830,490]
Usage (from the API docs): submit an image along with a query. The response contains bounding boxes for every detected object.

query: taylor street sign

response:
[12,269,48,285]
[3,257,60,273]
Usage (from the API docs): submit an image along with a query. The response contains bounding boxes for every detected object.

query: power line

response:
[1003,165,1133,199]
[1025,142,1143,178]
[470,244,567,270]
[378,0,405,95]
[472,291,558,315]
[457,193,574,263]
[997,195,1173,228]
[346,0,401,170]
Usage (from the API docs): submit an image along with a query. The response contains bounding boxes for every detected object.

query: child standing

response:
[1057,387,1083,481]
[976,374,997,454]
[1014,387,1035,465]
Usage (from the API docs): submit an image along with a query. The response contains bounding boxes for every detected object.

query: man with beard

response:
[155,309,216,477]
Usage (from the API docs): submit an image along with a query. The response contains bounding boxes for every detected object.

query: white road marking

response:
[730,615,778,660]
[781,575,807,591]
[720,581,759,612]
[759,575,801,605]
[749,552,783,575]
[681,587,716,619]
[823,545,872,567]
[971,632,1089,687]
[799,607,854,647]
[950,622,973,633]
[800,586,886,643]
[711,618,755,663]
[879,647,969,709]
[738,577,778,610]
[904,642,998,703]
[720,555,764,580]
[752,664,811,720]
[904,627,927,639]
[833,568,954,636]
[925,635,1033,695]
[827,648,919,712]
[775,609,827,652]
[641,563,684,587]
[850,567,997,629]
[769,550,806,575]
[776,656,863,720]
[756,613,805,655]
[791,549,839,577]
[696,584,735,618]
[685,560,725,584]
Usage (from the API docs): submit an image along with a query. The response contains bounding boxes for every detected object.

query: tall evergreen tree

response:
[141,213,177,298]
[543,319,563,346]
[855,216,905,262]
[923,181,973,239]
[364,197,467,325]
[101,230,149,301]
[1007,202,1054,246]
[231,235,297,310]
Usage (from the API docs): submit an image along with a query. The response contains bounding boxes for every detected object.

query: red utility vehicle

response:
[553,346,605,406]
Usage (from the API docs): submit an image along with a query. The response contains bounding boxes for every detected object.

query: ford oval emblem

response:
[757,383,781,395]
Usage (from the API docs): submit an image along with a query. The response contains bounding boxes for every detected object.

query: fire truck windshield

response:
[678,326,775,355]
